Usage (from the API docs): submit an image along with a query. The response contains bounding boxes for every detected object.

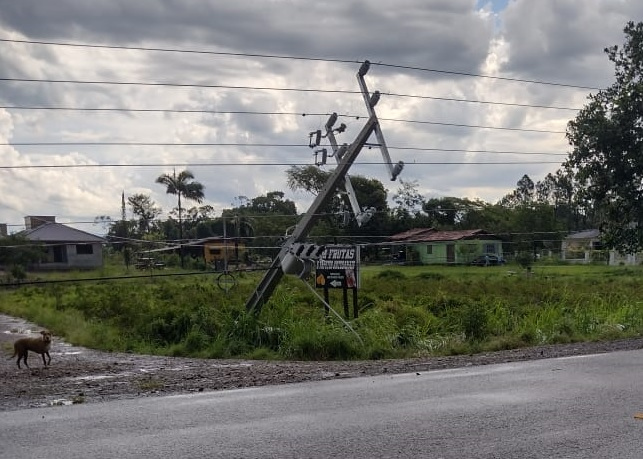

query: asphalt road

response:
[2,350,643,458]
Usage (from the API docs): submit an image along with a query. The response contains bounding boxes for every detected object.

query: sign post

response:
[315,245,360,318]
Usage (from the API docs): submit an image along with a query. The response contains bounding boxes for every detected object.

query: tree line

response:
[102,165,593,263]
[106,21,643,261]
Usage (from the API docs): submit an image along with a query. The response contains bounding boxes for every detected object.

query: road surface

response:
[1,349,642,458]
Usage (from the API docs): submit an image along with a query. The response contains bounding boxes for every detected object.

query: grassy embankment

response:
[1,259,642,360]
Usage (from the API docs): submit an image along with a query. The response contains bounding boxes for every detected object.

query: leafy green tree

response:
[392,179,425,219]
[156,170,205,238]
[286,165,328,195]
[286,165,389,233]
[499,174,535,208]
[248,191,297,215]
[424,196,478,228]
[0,235,44,278]
[156,169,205,265]
[169,205,216,240]
[566,21,643,253]
[127,194,161,235]
[343,175,391,240]
[107,219,137,250]
[223,191,298,258]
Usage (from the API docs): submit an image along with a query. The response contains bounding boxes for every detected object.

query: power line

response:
[0,105,327,117]
[389,147,566,156]
[0,142,568,156]
[381,118,566,134]
[1,207,577,232]
[0,226,590,247]
[0,77,582,111]
[0,160,564,171]
[375,62,603,91]
[0,140,568,155]
[4,142,308,147]
[0,37,604,91]
[0,105,568,134]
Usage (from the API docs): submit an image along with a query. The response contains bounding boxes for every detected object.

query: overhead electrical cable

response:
[0,160,564,170]
[0,77,581,111]
[1,142,570,152]
[0,105,568,134]
[0,37,604,91]
[0,141,568,156]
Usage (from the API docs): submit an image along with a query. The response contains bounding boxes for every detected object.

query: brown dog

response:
[8,330,52,369]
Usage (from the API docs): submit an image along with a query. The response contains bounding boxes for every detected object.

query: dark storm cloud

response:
[0,0,494,77]
[500,0,643,88]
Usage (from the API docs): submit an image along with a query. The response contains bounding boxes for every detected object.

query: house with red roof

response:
[389,228,504,265]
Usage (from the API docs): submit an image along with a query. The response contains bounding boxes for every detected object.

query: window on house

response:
[484,243,496,254]
[426,245,433,255]
[53,245,67,263]
[76,244,94,255]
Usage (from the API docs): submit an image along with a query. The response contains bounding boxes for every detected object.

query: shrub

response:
[515,252,534,269]
[375,269,406,280]
[461,304,489,342]
[281,320,362,360]
[415,272,445,281]
[184,328,209,352]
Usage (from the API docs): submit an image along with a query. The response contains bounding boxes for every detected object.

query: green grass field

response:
[1,259,642,361]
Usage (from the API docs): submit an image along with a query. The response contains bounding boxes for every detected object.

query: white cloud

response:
[0,0,641,232]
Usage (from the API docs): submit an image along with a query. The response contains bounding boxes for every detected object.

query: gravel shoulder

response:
[2,313,643,412]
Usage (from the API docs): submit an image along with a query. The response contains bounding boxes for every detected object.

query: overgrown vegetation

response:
[1,263,642,361]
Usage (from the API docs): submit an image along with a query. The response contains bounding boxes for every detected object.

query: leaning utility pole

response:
[245,61,403,313]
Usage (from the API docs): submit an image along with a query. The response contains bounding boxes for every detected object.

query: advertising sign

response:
[315,245,359,289]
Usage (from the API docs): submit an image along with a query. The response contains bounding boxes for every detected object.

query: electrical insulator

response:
[314,148,327,166]
[369,91,380,108]
[325,112,338,130]
[308,130,322,148]
[358,60,370,77]
[391,161,404,181]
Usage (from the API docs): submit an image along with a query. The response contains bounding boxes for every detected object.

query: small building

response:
[22,219,105,270]
[389,228,504,265]
[140,237,248,270]
[562,229,642,265]
[561,229,603,264]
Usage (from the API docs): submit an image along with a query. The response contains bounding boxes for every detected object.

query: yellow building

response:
[203,239,247,269]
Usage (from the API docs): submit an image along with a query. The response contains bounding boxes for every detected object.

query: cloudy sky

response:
[0,0,641,234]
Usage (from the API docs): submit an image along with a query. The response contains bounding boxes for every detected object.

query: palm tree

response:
[156,169,205,266]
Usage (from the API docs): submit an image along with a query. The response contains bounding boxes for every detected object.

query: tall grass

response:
[1,264,642,360]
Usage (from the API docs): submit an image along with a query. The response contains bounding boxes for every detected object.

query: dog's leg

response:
[45,351,51,366]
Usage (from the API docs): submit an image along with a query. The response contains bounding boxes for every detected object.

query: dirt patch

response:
[2,313,643,412]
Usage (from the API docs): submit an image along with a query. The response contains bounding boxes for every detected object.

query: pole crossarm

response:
[324,114,374,227]
[357,60,404,181]
[245,115,378,313]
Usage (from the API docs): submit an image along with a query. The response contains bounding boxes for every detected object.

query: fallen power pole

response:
[245,61,403,313]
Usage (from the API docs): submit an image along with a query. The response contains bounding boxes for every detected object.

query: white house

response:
[561,229,642,266]
[22,217,105,270]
